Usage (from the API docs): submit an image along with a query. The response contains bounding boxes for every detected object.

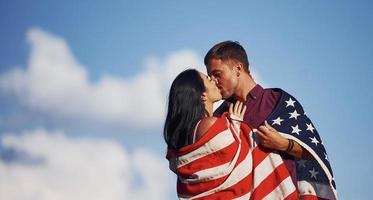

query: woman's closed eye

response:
[212,72,221,78]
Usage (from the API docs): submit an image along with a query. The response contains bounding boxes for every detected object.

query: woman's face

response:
[199,72,222,103]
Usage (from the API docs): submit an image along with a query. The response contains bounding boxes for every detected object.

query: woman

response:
[164,69,253,199]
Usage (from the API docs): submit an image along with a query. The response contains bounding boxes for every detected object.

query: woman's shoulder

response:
[195,117,218,141]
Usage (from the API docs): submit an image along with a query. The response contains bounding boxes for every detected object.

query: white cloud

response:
[0,129,173,200]
[0,27,205,127]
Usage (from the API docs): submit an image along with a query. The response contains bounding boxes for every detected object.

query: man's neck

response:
[234,73,256,102]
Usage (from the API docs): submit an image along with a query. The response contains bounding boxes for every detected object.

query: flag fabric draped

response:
[166,112,298,199]
[266,89,337,200]
[166,89,337,200]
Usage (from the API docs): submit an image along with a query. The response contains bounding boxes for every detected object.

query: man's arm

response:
[256,121,313,159]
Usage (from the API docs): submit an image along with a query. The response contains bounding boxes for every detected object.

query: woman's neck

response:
[204,101,213,117]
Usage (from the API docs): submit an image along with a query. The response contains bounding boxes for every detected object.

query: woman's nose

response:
[211,76,218,84]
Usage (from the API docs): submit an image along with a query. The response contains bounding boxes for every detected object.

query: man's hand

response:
[256,121,288,151]
[256,121,312,159]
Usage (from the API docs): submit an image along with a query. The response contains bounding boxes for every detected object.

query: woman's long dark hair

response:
[164,69,206,150]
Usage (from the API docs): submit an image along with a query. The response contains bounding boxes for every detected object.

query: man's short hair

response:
[204,41,250,73]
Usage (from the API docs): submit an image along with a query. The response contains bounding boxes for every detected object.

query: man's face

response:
[207,59,238,99]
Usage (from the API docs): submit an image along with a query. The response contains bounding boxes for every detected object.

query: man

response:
[205,41,337,199]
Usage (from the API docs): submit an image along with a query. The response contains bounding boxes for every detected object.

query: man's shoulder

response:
[266,88,307,114]
[266,87,284,95]
[266,88,299,102]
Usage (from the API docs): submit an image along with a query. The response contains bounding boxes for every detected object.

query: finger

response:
[258,125,270,135]
[229,103,233,114]
[241,105,247,118]
[255,130,267,142]
[237,101,243,114]
[265,121,276,132]
[233,101,239,114]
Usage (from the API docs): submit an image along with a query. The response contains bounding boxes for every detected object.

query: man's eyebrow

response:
[210,70,220,74]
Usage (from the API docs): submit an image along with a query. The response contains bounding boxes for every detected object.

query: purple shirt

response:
[214,84,280,127]
[243,84,281,128]
[214,84,297,187]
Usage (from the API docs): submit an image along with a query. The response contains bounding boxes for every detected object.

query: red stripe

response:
[252,145,271,168]
[301,194,330,200]
[177,142,239,175]
[284,191,299,200]
[193,173,253,200]
[233,131,251,168]
[251,163,294,199]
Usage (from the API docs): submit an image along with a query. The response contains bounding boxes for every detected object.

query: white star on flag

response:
[291,124,302,135]
[285,98,296,107]
[310,136,320,146]
[297,160,307,168]
[324,153,328,160]
[272,117,284,126]
[309,168,319,179]
[289,110,301,120]
[306,123,315,133]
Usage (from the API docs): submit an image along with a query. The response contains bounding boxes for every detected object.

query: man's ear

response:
[201,93,207,102]
[235,63,243,77]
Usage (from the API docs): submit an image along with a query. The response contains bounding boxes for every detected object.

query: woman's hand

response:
[229,101,246,122]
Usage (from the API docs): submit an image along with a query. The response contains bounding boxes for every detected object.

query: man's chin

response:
[221,93,232,100]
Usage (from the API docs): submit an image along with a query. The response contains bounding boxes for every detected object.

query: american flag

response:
[167,112,299,199]
[266,89,337,200]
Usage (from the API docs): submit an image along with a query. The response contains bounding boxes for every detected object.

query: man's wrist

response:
[280,138,290,152]
[285,139,294,153]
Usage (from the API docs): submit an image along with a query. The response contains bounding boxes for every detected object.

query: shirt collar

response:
[226,84,264,103]
[246,84,264,102]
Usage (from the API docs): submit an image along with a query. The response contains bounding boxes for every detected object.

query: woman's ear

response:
[201,93,207,102]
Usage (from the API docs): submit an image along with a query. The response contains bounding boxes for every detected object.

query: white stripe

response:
[298,180,336,200]
[190,144,253,199]
[253,149,284,188]
[180,162,232,183]
[180,128,242,183]
[263,176,296,200]
[176,129,235,168]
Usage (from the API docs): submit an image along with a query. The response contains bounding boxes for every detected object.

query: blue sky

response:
[0,0,372,199]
